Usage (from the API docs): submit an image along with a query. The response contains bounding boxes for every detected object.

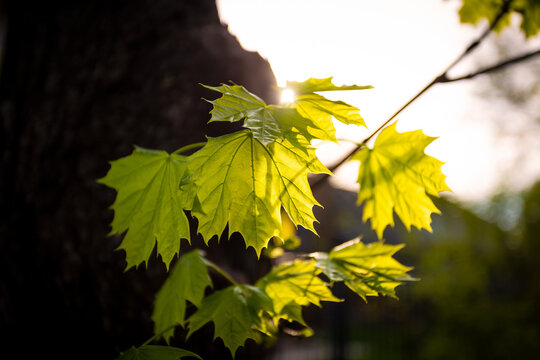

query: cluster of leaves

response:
[148,239,414,357]
[99,78,448,269]
[459,0,540,37]
[100,77,449,358]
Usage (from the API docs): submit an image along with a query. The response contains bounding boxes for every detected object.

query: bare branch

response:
[440,49,540,83]
[311,0,514,190]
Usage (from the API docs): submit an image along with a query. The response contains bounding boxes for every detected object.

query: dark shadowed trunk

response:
[0,0,277,358]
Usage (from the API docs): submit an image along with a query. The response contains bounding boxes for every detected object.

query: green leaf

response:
[352,122,451,238]
[286,77,372,93]
[203,83,267,123]
[187,285,273,356]
[187,130,330,256]
[272,302,314,338]
[152,250,213,342]
[203,84,330,146]
[459,0,540,37]
[116,345,201,360]
[256,260,341,313]
[311,238,415,301]
[296,93,366,129]
[286,77,371,140]
[278,302,308,327]
[98,147,191,269]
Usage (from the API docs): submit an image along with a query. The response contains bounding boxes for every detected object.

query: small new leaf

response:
[286,77,372,93]
[352,122,450,238]
[256,260,341,314]
[287,77,371,140]
[187,285,273,357]
[203,84,329,146]
[152,250,212,342]
[203,83,267,123]
[116,345,201,360]
[188,130,330,255]
[311,238,415,301]
[98,147,191,269]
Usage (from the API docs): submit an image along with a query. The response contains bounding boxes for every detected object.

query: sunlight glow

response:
[280,88,296,104]
[216,0,540,201]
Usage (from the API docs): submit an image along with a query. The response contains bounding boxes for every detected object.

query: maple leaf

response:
[187,130,330,256]
[286,77,372,93]
[98,147,191,269]
[186,285,273,357]
[278,302,309,327]
[286,77,371,140]
[256,260,340,313]
[203,83,267,123]
[116,345,201,360]
[203,83,329,146]
[311,238,415,301]
[152,250,212,342]
[352,122,451,238]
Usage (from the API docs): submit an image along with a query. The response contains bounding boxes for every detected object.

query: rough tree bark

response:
[0,0,277,358]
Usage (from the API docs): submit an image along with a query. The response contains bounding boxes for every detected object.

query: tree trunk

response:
[0,0,277,358]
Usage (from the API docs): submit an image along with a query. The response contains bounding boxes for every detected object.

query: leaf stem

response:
[172,142,206,155]
[140,324,179,347]
[203,258,239,286]
[311,0,512,189]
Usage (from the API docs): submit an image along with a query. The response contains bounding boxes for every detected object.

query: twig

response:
[311,0,513,189]
[440,48,540,83]
[172,142,206,155]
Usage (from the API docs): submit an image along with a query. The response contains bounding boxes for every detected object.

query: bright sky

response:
[216,0,540,202]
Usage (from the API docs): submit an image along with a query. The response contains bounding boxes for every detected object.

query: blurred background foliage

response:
[273,180,540,360]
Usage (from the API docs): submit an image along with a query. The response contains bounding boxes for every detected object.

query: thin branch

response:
[441,48,540,83]
[311,0,513,189]
[172,142,206,155]
[443,0,512,71]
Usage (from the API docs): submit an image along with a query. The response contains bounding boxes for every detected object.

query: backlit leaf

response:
[98,147,191,269]
[203,83,266,123]
[187,285,273,356]
[187,130,330,255]
[203,84,329,146]
[352,122,450,238]
[287,77,371,137]
[152,250,212,342]
[286,77,372,93]
[256,260,340,313]
[311,238,415,301]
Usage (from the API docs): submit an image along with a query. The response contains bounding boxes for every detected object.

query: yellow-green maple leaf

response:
[98,147,191,269]
[203,84,327,145]
[352,122,451,238]
[311,238,415,301]
[151,250,212,342]
[256,260,341,313]
[187,130,330,255]
[186,285,273,357]
[287,77,371,142]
